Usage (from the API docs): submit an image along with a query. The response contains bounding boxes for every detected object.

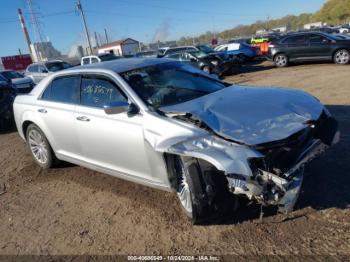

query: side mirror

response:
[190,58,197,62]
[104,101,129,115]
[42,69,49,73]
[103,101,140,116]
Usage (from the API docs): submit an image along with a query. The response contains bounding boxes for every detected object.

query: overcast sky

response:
[0,0,327,57]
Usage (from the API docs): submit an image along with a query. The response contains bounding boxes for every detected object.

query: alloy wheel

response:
[176,160,193,214]
[335,50,350,64]
[275,55,287,67]
[28,129,49,164]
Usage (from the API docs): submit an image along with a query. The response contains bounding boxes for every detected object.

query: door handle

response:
[76,116,90,122]
[38,108,47,113]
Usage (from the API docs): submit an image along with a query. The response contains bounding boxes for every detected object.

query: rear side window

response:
[41,76,80,104]
[27,65,38,73]
[283,35,306,44]
[80,76,127,108]
[82,58,90,65]
[166,53,181,59]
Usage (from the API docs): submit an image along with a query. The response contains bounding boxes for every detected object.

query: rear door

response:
[283,35,309,59]
[36,75,81,158]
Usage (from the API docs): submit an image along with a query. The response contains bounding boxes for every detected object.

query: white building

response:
[97,38,139,56]
[304,22,326,30]
[256,29,267,35]
[272,26,288,33]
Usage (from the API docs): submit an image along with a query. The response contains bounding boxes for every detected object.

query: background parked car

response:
[0,77,16,130]
[25,60,72,84]
[268,32,350,67]
[157,46,198,57]
[135,50,158,58]
[339,24,350,34]
[214,42,258,61]
[0,70,34,94]
[165,50,234,76]
[81,53,121,65]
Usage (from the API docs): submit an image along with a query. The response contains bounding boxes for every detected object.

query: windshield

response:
[120,62,228,108]
[197,45,214,53]
[45,62,72,72]
[99,54,120,61]
[1,70,24,80]
[325,33,348,40]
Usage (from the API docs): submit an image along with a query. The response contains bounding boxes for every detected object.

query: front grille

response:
[251,111,333,175]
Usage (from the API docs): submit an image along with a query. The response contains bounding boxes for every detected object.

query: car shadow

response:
[230,60,275,75]
[0,122,17,134]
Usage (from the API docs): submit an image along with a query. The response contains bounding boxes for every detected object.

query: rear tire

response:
[274,53,289,67]
[334,49,350,65]
[26,124,56,169]
[170,155,236,224]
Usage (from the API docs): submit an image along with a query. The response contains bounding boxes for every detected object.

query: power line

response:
[0,10,76,22]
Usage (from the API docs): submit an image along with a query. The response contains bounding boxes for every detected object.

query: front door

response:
[306,34,333,59]
[74,74,152,181]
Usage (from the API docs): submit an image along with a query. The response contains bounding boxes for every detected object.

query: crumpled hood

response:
[160,86,324,146]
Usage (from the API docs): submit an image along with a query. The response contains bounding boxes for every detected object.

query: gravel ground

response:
[0,61,349,257]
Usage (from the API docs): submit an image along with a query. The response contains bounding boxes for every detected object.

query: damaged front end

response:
[161,110,339,214]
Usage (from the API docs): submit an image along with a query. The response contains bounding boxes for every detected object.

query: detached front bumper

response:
[227,127,340,214]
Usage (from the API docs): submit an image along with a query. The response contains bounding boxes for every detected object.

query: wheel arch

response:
[273,52,288,61]
[21,117,57,153]
[332,48,350,58]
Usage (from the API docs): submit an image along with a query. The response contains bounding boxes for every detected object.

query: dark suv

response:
[0,77,16,130]
[165,50,237,77]
[268,32,350,67]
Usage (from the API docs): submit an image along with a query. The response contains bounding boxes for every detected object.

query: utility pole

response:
[98,33,104,46]
[17,8,33,59]
[104,28,109,44]
[76,0,93,55]
[94,32,99,47]
[27,0,46,61]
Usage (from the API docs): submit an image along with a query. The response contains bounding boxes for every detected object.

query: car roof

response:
[68,58,173,73]
[30,60,64,65]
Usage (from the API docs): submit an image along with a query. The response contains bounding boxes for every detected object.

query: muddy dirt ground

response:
[1,61,349,256]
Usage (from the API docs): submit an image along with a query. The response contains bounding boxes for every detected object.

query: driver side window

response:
[80,76,127,108]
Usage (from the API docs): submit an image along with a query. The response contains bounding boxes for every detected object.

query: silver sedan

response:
[13,58,339,223]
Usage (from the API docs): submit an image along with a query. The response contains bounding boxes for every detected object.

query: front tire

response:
[26,124,55,169]
[171,156,236,224]
[334,49,350,65]
[274,53,289,67]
